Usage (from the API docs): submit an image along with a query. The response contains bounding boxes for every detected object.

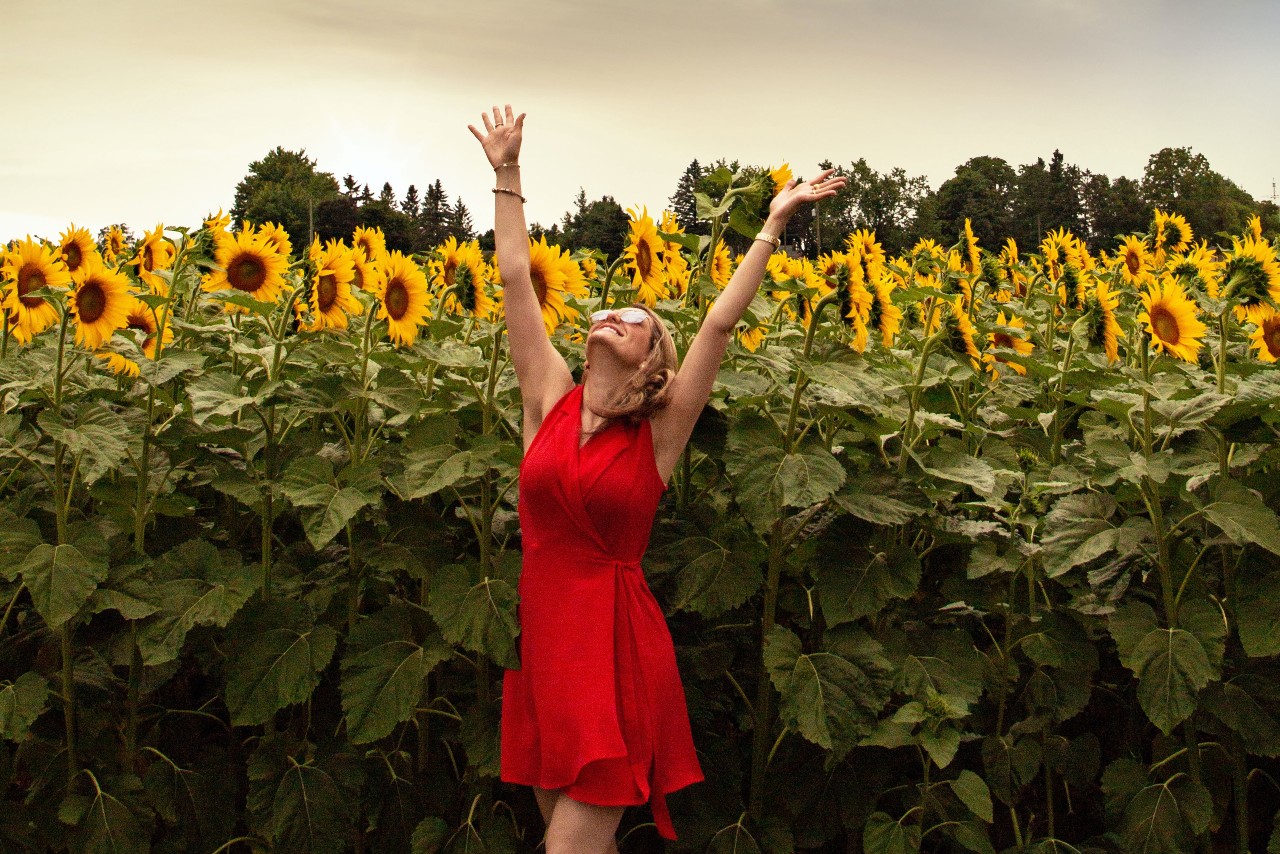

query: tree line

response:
[227,145,1278,260]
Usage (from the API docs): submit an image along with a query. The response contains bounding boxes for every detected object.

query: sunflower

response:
[202,229,289,308]
[1,236,70,343]
[1167,242,1222,297]
[623,207,667,305]
[960,219,981,276]
[124,296,174,360]
[737,320,769,352]
[1246,214,1263,242]
[58,225,98,277]
[1083,279,1124,363]
[350,245,381,292]
[1151,209,1192,261]
[1116,235,1153,287]
[431,237,492,318]
[102,225,129,264]
[1221,236,1280,325]
[658,210,690,297]
[204,209,232,231]
[94,351,141,378]
[868,276,903,347]
[769,163,793,195]
[941,296,981,370]
[1139,275,1206,363]
[129,225,176,295]
[846,229,887,283]
[527,236,587,334]
[839,268,873,353]
[370,250,430,347]
[709,240,733,289]
[352,226,386,263]
[1040,228,1076,281]
[1249,310,1280,362]
[581,256,599,285]
[984,310,1034,377]
[67,255,132,349]
[298,237,361,331]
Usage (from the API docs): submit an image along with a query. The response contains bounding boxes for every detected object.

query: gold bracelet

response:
[494,162,520,170]
[754,231,781,250]
[492,187,526,203]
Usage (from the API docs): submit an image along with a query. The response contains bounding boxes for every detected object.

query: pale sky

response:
[4,0,1277,241]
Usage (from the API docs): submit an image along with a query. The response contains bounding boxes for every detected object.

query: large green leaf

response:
[763,625,891,758]
[137,540,260,666]
[863,811,921,854]
[981,735,1040,806]
[0,509,42,582]
[1122,773,1212,853]
[728,442,846,532]
[1237,570,1280,657]
[20,543,107,628]
[950,770,993,823]
[142,752,235,851]
[340,604,452,744]
[1199,478,1280,557]
[817,544,920,627]
[1202,677,1280,757]
[390,443,498,502]
[36,406,130,486]
[427,563,520,670]
[280,457,373,550]
[667,535,761,617]
[1130,627,1215,735]
[0,672,49,742]
[224,602,339,727]
[247,738,361,854]
[62,777,152,854]
[915,448,996,498]
[833,476,929,526]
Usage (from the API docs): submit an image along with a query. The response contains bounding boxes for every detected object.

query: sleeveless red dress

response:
[500,384,704,840]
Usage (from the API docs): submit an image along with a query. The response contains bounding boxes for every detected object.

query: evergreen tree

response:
[342,174,359,197]
[402,184,421,220]
[449,198,475,242]
[378,182,396,206]
[420,180,450,247]
[669,159,702,232]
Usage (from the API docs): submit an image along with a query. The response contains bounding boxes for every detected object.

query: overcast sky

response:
[4,0,1277,242]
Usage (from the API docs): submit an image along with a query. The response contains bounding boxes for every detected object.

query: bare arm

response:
[651,169,846,480]
[468,105,573,448]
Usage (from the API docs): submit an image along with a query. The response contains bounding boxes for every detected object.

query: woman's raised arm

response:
[651,169,847,480]
[468,105,573,444]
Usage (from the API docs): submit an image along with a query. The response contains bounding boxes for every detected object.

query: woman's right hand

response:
[467,104,525,170]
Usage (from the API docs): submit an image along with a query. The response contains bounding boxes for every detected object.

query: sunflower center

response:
[1264,323,1280,357]
[64,243,83,271]
[444,260,457,286]
[128,313,155,335]
[993,332,1014,350]
[1151,306,1181,344]
[76,281,107,324]
[530,268,548,307]
[385,278,409,319]
[1125,252,1141,276]
[17,264,48,307]
[142,244,157,272]
[351,266,365,290]
[636,242,653,280]
[317,274,337,312]
[229,256,267,292]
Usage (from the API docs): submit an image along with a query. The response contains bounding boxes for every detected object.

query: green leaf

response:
[1122,773,1213,853]
[863,811,921,854]
[763,625,891,758]
[728,442,846,532]
[1108,601,1160,672]
[833,477,928,526]
[982,735,1040,806]
[1199,478,1280,557]
[1202,677,1280,757]
[137,540,260,666]
[21,543,108,628]
[950,770,993,823]
[1237,570,1280,657]
[411,816,450,854]
[1130,627,1215,735]
[428,563,520,670]
[224,602,339,727]
[340,604,452,744]
[186,373,260,426]
[390,445,496,501]
[36,406,130,486]
[64,777,152,854]
[668,536,761,617]
[280,457,372,550]
[459,701,501,779]
[0,510,42,582]
[142,752,236,851]
[0,672,49,742]
[817,544,920,627]
[247,739,361,854]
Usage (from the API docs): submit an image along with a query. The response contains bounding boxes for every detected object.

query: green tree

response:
[932,156,1018,250]
[419,180,451,248]
[1012,150,1084,250]
[401,185,421,220]
[231,147,342,248]
[1141,146,1260,243]
[449,198,475,243]
[668,160,704,234]
[561,194,629,258]
[1081,173,1149,249]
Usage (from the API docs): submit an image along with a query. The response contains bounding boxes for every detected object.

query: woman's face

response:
[586,308,655,368]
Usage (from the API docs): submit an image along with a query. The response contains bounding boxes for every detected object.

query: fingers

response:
[467,124,485,143]
[504,103,515,125]
[491,105,503,127]
[480,111,494,133]
[515,112,526,129]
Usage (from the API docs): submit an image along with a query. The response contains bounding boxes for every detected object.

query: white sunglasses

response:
[589,308,650,325]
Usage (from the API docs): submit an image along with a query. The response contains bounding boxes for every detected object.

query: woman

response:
[469,104,844,853]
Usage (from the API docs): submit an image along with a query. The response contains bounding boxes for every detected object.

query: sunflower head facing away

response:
[103,225,129,263]
[942,296,981,370]
[1083,279,1124,364]
[1222,236,1280,325]
[769,163,793,195]
[1138,274,1207,363]
[960,219,981,275]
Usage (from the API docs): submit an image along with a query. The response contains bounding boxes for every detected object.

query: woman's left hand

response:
[768,168,847,222]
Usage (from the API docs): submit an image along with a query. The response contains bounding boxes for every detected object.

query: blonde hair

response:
[584,304,678,423]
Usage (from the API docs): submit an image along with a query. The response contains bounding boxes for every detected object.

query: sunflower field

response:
[1,167,1280,854]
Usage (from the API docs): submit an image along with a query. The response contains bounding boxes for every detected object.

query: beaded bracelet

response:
[494,162,520,170]
[493,187,527,203]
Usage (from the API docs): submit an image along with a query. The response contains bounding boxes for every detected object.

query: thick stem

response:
[62,623,78,779]
[748,524,784,821]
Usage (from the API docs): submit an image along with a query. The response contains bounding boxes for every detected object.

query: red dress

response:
[500,384,704,840]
